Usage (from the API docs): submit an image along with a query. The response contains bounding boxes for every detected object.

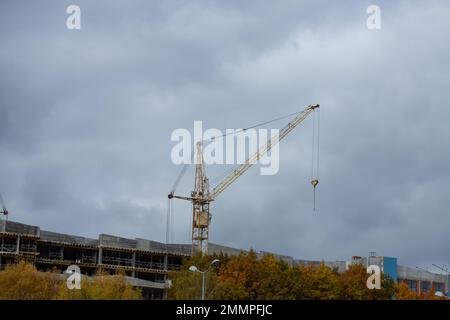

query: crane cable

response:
[171,197,174,243]
[165,196,177,244]
[166,198,171,244]
[169,108,307,197]
[310,109,320,212]
[167,107,315,240]
[203,109,310,186]
[202,109,308,144]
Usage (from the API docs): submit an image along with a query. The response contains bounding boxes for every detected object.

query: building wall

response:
[397,265,446,295]
[382,257,398,283]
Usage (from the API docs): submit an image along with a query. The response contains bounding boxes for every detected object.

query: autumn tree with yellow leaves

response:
[57,270,142,300]
[1,257,446,300]
[0,261,60,300]
[169,251,399,300]
[0,261,141,300]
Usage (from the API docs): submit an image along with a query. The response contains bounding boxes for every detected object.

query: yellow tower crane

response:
[168,104,320,255]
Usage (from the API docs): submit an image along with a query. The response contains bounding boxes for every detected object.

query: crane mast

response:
[191,141,211,254]
[0,193,9,233]
[0,193,8,218]
[170,104,319,255]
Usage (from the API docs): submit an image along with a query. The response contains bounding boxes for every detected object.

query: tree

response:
[216,253,341,300]
[395,282,418,300]
[168,253,222,300]
[339,264,371,299]
[395,282,448,300]
[215,251,257,299]
[299,263,340,300]
[0,261,60,300]
[215,252,291,300]
[57,271,142,300]
[168,253,404,300]
[370,274,396,300]
[0,261,141,300]
[339,264,395,300]
[250,255,292,300]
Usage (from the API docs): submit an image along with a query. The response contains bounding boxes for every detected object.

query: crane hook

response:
[311,179,319,212]
[310,106,320,212]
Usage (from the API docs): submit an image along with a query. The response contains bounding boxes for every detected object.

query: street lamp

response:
[189,259,220,300]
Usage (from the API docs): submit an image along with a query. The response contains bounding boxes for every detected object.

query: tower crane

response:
[0,192,8,219]
[0,192,9,234]
[168,104,319,255]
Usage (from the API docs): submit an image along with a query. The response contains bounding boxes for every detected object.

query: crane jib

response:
[210,104,319,200]
[168,104,319,255]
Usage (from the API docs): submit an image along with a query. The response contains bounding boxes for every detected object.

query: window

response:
[435,282,443,292]
[407,280,417,292]
[421,281,430,293]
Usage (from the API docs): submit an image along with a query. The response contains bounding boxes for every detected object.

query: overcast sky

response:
[1,0,449,269]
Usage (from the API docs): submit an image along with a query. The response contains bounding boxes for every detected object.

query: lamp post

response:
[189,259,220,300]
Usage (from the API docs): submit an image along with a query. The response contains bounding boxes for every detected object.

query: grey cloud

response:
[1,0,449,268]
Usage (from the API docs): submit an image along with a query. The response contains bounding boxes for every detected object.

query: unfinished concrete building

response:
[0,219,250,299]
[0,220,191,299]
[2,219,448,299]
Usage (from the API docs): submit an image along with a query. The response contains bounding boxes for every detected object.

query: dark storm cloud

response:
[1,0,449,268]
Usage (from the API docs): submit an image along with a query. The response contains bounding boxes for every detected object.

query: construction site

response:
[0,104,324,300]
[1,101,449,299]
[0,220,189,299]
[0,218,299,299]
[167,104,321,255]
[1,218,448,299]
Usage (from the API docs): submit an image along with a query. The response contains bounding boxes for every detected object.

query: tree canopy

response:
[0,261,141,300]
[168,251,444,300]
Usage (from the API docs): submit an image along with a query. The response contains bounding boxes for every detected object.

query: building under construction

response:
[1,219,448,299]
[0,217,325,300]
[0,219,191,299]
[0,219,250,299]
